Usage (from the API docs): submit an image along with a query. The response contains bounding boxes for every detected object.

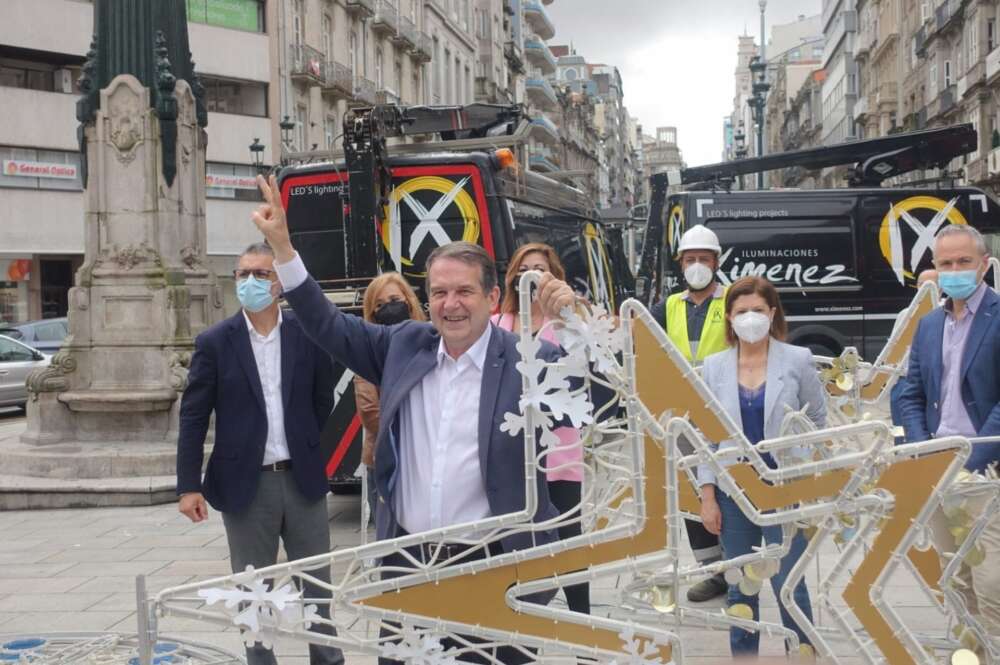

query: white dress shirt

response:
[395,326,492,535]
[243,309,291,465]
[274,252,492,535]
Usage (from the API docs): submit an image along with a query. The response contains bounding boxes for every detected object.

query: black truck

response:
[637,124,1000,360]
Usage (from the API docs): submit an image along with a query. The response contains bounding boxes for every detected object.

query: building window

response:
[186,0,265,32]
[325,115,338,149]
[432,38,441,103]
[0,52,82,93]
[412,73,420,104]
[395,58,404,99]
[323,14,333,58]
[375,48,384,88]
[989,19,996,52]
[929,53,938,97]
[0,145,82,191]
[944,59,952,88]
[968,15,979,67]
[350,31,359,73]
[201,76,268,116]
[292,0,305,46]
[444,48,452,103]
[295,105,307,151]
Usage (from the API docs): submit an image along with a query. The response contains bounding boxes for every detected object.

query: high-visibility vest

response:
[665,288,729,362]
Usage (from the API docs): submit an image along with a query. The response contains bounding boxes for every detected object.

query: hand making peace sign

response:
[251,174,296,263]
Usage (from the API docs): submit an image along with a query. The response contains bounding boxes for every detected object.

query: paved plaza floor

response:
[0,409,954,663]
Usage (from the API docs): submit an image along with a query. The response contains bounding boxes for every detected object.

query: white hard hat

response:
[677,225,721,255]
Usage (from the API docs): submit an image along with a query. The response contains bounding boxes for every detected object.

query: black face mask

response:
[373,300,410,326]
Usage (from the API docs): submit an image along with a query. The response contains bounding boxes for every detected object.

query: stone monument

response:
[0,0,223,508]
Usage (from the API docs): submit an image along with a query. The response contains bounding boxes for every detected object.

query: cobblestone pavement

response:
[0,409,947,664]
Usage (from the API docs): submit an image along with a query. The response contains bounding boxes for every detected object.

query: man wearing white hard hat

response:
[651,224,729,602]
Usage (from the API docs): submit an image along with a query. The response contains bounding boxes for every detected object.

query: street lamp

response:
[279,115,296,148]
[748,55,770,188]
[248,138,265,174]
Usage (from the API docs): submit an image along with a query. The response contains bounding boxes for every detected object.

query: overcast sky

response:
[545,0,822,167]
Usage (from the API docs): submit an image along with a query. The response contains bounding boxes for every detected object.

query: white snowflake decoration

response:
[608,627,671,665]
[380,626,461,665]
[556,303,626,379]
[198,566,320,647]
[499,335,594,449]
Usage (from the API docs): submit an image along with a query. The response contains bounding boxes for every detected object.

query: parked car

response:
[0,335,50,411]
[0,317,68,353]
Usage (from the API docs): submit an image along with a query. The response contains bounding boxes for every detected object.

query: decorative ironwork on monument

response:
[76,0,208,187]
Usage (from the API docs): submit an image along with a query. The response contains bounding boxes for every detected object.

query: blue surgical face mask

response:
[938,269,980,301]
[237,275,275,312]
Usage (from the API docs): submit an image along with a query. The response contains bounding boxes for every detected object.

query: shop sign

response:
[206,174,258,189]
[3,159,77,180]
[187,0,260,32]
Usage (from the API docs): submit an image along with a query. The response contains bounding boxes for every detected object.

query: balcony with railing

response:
[504,40,525,73]
[290,44,325,84]
[345,0,375,18]
[958,60,985,98]
[394,15,416,48]
[524,38,557,75]
[525,77,558,110]
[376,89,401,105]
[523,1,555,41]
[322,60,354,97]
[934,0,963,34]
[988,45,1000,82]
[372,0,398,36]
[530,113,560,145]
[410,32,431,62]
[529,145,560,172]
[354,76,377,105]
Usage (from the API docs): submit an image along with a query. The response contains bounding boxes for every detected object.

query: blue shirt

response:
[740,382,776,469]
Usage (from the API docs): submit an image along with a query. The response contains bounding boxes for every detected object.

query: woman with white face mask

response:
[696,276,827,659]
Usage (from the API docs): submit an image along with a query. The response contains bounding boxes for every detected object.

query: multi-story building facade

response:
[820,0,858,186]
[848,0,1000,196]
[726,34,760,163]
[642,127,684,182]
[1,0,275,322]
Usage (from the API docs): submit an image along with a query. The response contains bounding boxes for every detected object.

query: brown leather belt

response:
[261,459,292,471]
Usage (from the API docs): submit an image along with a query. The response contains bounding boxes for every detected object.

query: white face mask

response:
[684,262,714,291]
[731,311,771,344]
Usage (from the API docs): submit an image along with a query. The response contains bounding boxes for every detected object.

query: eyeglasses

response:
[233,269,275,280]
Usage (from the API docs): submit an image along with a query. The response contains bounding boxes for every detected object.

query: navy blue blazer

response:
[283,275,564,553]
[899,285,1000,472]
[176,310,335,513]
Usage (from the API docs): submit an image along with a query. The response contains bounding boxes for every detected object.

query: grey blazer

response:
[697,339,827,487]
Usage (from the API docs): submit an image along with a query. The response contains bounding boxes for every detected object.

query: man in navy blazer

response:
[898,223,1000,635]
[176,242,343,665]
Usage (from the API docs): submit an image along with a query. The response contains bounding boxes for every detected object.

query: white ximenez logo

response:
[715,247,858,288]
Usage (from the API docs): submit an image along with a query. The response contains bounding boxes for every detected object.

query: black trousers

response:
[548,480,591,614]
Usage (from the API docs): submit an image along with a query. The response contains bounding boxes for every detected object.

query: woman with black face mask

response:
[354,273,426,513]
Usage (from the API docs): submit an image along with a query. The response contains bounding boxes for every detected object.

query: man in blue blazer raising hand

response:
[898,223,1000,636]
[250,174,593,664]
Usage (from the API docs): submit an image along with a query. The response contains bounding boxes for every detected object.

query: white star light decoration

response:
[144,271,1000,665]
